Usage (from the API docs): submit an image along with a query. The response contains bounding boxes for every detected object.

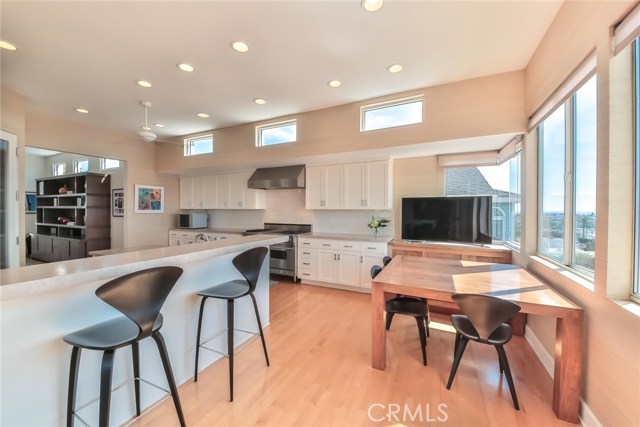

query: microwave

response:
[179,212,208,229]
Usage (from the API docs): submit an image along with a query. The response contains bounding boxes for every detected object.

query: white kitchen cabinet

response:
[305,165,343,209]
[180,176,205,209]
[297,237,387,290]
[216,174,230,208]
[307,161,390,210]
[203,175,218,209]
[209,172,265,210]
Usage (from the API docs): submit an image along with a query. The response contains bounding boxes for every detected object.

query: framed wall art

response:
[112,188,124,217]
[134,184,164,214]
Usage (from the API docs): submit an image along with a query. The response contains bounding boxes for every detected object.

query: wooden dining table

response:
[371,255,583,424]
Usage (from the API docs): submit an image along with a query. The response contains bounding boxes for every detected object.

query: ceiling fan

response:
[138,101,157,142]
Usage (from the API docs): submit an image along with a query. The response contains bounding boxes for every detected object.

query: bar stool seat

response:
[198,280,250,299]
[63,315,163,351]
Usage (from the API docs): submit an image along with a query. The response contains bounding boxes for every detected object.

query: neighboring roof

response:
[446,167,511,198]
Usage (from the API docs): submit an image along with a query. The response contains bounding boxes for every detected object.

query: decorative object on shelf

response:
[368,216,390,238]
[58,185,69,194]
[25,192,36,213]
[112,188,124,217]
[135,184,164,213]
[57,216,73,224]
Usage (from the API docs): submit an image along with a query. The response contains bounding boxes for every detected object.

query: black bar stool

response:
[194,246,270,402]
[63,267,186,427]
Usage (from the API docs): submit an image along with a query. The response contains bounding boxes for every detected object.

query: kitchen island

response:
[0,234,286,427]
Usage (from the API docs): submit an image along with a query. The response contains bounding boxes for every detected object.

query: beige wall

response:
[156,71,526,174]
[522,2,640,426]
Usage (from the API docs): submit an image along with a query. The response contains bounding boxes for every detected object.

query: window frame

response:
[503,149,523,251]
[73,159,89,174]
[255,120,297,147]
[183,134,214,156]
[52,162,66,176]
[633,39,640,302]
[360,96,424,132]
[537,76,597,280]
[100,158,121,170]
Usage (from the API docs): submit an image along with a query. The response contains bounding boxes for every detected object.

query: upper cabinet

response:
[306,165,343,209]
[307,160,391,210]
[180,171,265,210]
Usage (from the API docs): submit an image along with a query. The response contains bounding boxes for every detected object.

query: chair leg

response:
[227,299,235,402]
[66,346,82,427]
[131,342,141,416]
[426,310,430,337]
[385,312,395,331]
[152,332,187,427]
[250,293,269,366]
[415,316,427,366]
[454,332,461,353]
[446,336,468,390]
[495,345,504,374]
[496,345,520,410]
[98,350,115,427]
[194,297,208,382]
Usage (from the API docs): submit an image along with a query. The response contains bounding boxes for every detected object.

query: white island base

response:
[0,235,286,427]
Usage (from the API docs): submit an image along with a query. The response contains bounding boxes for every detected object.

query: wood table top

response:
[372,255,581,317]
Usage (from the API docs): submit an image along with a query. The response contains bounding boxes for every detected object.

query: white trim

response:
[360,95,424,132]
[255,119,297,147]
[1,130,19,268]
[524,325,603,427]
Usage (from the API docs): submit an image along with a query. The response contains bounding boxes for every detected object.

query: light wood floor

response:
[131,281,577,427]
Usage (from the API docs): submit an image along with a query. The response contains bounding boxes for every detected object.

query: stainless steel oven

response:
[243,223,312,279]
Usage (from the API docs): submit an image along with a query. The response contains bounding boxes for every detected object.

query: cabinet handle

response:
[323,244,330,247]
[238,201,243,207]
[337,254,341,261]
[303,242,310,246]
[364,199,368,207]
[360,256,363,263]
[333,254,337,261]
[367,247,376,250]
[344,245,352,248]
[303,262,310,266]
[303,273,310,276]
[303,251,311,255]
[361,200,364,207]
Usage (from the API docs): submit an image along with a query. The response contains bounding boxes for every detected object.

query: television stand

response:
[390,239,512,264]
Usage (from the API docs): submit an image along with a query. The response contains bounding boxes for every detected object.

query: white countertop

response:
[0,234,287,300]
[300,232,393,243]
[169,227,245,234]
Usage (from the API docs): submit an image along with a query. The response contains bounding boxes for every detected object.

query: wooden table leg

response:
[553,310,583,423]
[371,285,386,370]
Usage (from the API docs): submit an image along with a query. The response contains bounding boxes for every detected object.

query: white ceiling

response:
[1,1,562,141]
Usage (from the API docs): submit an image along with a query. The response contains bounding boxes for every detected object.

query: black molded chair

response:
[194,247,270,402]
[446,293,521,410]
[63,267,186,427]
[371,265,429,365]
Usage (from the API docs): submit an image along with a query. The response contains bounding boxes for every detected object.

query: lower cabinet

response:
[297,237,387,290]
[32,235,87,262]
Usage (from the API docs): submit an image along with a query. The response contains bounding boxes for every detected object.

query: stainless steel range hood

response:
[247,165,305,189]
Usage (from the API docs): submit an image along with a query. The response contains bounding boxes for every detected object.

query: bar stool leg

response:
[227,299,235,402]
[194,297,208,382]
[250,293,269,366]
[66,346,82,427]
[98,350,115,427]
[131,342,141,416]
[152,331,187,427]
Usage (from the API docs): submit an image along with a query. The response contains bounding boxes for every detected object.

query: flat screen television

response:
[401,196,492,244]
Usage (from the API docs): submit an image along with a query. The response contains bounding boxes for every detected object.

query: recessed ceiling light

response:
[387,64,403,73]
[137,80,153,88]
[75,108,89,114]
[231,41,250,53]
[197,112,210,118]
[177,63,194,72]
[328,80,342,88]
[0,40,17,51]
[361,0,384,12]
[253,98,267,105]
[153,123,165,128]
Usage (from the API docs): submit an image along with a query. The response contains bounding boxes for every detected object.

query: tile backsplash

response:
[207,189,393,236]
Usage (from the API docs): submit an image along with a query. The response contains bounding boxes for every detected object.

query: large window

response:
[361,97,423,132]
[100,158,120,170]
[445,150,522,245]
[538,75,597,276]
[184,134,214,156]
[256,120,297,146]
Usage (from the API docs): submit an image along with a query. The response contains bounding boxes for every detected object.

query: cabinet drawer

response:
[361,242,386,254]
[298,239,336,249]
[338,241,361,251]
[298,268,316,281]
[298,258,316,269]
[298,248,317,259]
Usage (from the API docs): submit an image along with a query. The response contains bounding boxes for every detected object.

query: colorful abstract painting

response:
[134,184,164,213]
